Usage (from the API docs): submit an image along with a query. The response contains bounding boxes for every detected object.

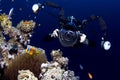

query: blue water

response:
[0,0,119,80]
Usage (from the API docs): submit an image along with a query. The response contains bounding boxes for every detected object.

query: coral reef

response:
[4,48,47,80]
[39,49,79,80]
[18,70,38,80]
[0,14,37,68]
[17,20,36,33]
[0,13,79,80]
[0,13,12,30]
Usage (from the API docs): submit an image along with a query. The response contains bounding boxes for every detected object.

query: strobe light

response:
[101,40,111,50]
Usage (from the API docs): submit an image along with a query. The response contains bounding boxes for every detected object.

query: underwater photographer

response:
[32,1,111,50]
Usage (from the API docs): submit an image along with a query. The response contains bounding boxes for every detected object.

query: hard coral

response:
[18,70,38,80]
[17,20,36,33]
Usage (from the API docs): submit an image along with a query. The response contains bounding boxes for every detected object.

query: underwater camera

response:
[58,29,79,47]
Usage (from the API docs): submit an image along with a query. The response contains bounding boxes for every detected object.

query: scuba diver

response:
[32,1,111,50]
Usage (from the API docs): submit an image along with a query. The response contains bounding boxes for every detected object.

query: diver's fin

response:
[45,1,61,9]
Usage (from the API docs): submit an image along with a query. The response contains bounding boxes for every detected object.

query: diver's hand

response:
[80,34,87,43]
[50,29,59,38]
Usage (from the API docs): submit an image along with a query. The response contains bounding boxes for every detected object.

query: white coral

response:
[62,70,80,80]
[18,70,38,80]
[41,66,65,80]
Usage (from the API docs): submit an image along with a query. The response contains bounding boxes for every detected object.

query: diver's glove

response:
[50,29,59,38]
[44,29,59,42]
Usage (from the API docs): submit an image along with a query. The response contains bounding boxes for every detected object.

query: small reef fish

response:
[25,45,35,55]
[88,72,93,79]
[8,8,14,19]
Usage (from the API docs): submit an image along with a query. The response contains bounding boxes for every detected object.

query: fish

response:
[25,45,41,55]
[25,45,35,55]
[88,72,93,79]
[8,8,14,19]
[79,64,83,70]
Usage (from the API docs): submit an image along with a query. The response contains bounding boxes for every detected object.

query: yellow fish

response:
[25,45,41,55]
[25,45,35,55]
